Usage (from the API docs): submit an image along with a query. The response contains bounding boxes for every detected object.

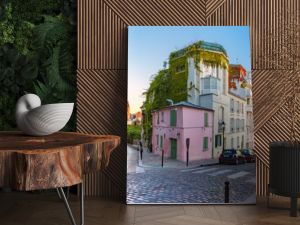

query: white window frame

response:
[236,101,240,113]
[230,99,234,113]
[230,118,234,132]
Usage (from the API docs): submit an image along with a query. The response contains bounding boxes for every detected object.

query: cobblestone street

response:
[127,145,256,204]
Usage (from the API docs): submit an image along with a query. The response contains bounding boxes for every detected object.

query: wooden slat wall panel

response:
[77,0,300,200]
[252,70,294,132]
[77,70,127,135]
[255,103,293,165]
[77,0,206,201]
[77,69,127,200]
[104,0,206,26]
[206,0,300,70]
[206,0,226,18]
[77,0,128,69]
[207,0,300,196]
[83,172,122,198]
[256,158,269,196]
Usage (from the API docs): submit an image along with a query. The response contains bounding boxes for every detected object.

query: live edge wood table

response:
[0,131,120,225]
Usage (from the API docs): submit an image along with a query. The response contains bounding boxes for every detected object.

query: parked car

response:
[240,149,255,163]
[219,149,246,165]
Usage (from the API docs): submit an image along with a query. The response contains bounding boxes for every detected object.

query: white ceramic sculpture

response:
[16,94,74,136]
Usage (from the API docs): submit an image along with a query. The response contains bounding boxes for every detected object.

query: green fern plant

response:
[33,16,75,100]
[32,15,76,130]
[0,44,38,130]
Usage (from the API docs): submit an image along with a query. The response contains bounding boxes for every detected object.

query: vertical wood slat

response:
[207,0,300,196]
[77,0,300,200]
[256,158,270,196]
[77,69,127,200]
[77,0,127,70]
[104,0,206,26]
[206,0,299,70]
[77,0,205,201]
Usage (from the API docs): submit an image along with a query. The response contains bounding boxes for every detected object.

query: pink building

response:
[152,102,214,162]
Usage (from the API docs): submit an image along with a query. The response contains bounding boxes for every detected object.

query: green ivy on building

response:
[142,40,229,149]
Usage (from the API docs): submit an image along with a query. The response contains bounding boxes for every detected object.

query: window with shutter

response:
[204,112,209,127]
[170,109,177,126]
[230,118,234,132]
[230,99,234,113]
[203,137,209,151]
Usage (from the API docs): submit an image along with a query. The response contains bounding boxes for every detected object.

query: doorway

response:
[170,139,177,159]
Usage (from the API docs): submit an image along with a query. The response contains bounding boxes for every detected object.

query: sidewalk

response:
[128,144,218,169]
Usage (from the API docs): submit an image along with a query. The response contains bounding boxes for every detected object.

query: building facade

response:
[184,43,231,158]
[227,93,247,150]
[168,42,250,158]
[146,41,252,161]
[152,102,214,162]
[227,65,250,150]
[245,72,254,150]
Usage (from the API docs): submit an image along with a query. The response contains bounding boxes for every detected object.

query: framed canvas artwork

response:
[127,26,254,204]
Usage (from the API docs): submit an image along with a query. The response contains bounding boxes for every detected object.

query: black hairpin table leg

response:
[57,183,84,225]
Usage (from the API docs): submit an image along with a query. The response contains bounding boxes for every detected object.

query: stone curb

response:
[128,144,219,169]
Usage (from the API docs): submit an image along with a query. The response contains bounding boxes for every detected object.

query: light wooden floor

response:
[0,192,300,225]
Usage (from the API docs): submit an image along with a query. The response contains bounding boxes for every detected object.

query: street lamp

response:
[222,121,225,153]
[186,138,190,167]
[140,104,145,144]
[166,99,174,106]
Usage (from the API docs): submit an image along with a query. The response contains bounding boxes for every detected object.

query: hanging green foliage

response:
[0,44,38,95]
[143,70,171,149]
[0,44,38,129]
[33,15,76,103]
[32,15,76,131]
[8,0,62,23]
[168,55,189,102]
[143,40,230,147]
[0,3,35,55]
[0,0,77,131]
[169,70,189,102]
[169,40,228,69]
[170,40,227,59]
[200,51,228,69]
[0,96,16,130]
